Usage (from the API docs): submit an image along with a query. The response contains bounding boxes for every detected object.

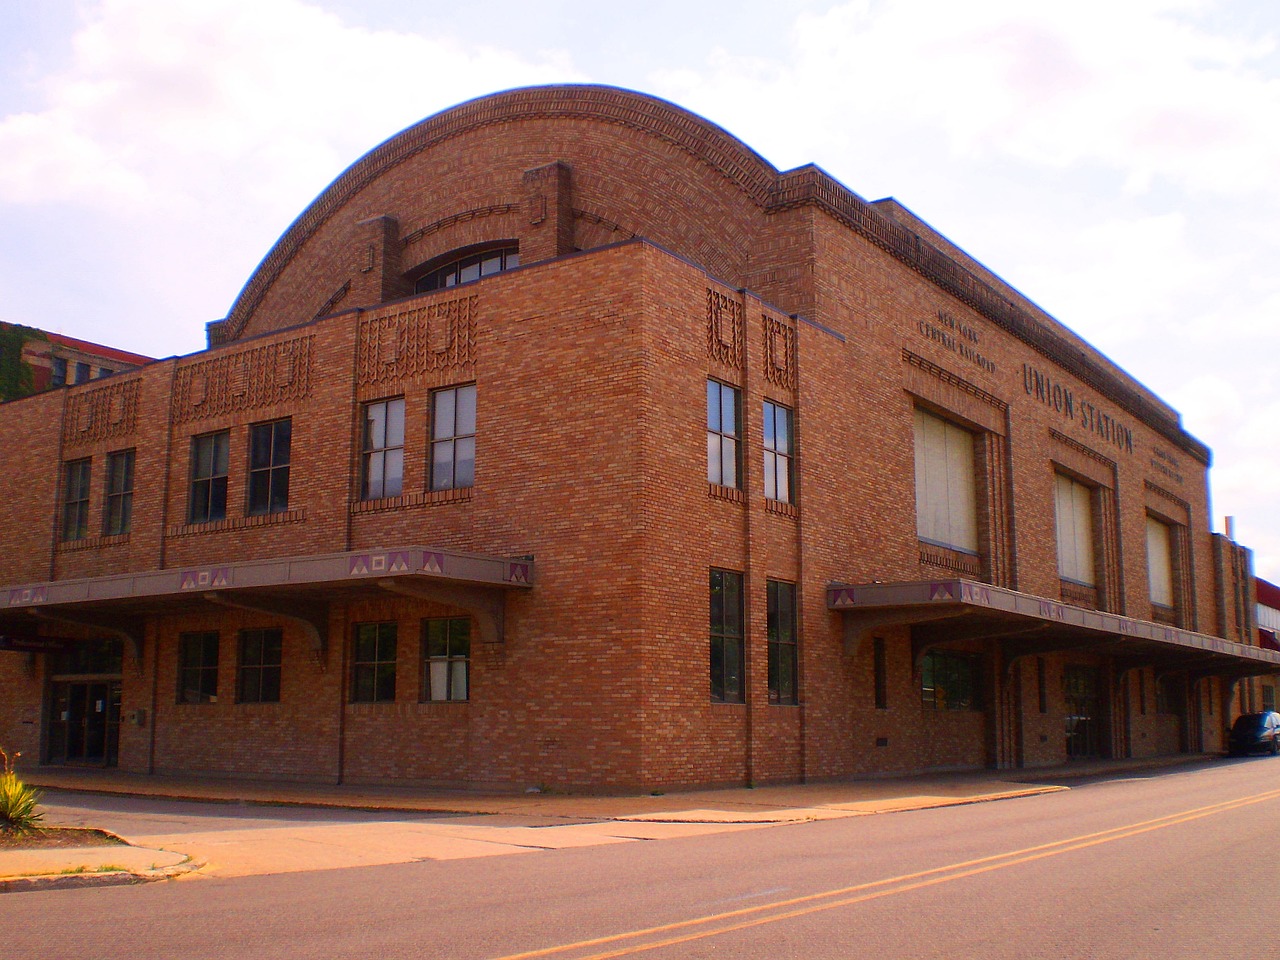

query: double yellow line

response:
[491,786,1280,960]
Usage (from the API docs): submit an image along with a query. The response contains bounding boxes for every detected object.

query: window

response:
[1264,685,1276,713]
[51,638,123,676]
[767,580,797,704]
[361,398,404,500]
[921,650,981,710]
[710,569,744,703]
[351,622,397,703]
[74,362,90,384]
[178,632,219,703]
[51,357,67,387]
[1146,515,1175,610]
[1054,474,1095,586]
[103,449,134,536]
[237,628,282,703]
[248,419,291,515]
[913,408,978,553]
[707,380,741,489]
[762,401,794,504]
[97,367,113,379]
[189,431,230,523]
[414,246,519,293]
[430,385,476,491]
[421,618,470,701]
[873,638,888,710]
[61,458,91,540]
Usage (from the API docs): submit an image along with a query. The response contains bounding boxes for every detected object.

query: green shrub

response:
[0,747,43,833]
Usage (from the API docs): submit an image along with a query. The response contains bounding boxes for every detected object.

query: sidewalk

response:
[2,755,1212,891]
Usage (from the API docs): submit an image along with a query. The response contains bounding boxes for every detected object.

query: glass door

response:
[1064,665,1103,759]
[46,680,120,766]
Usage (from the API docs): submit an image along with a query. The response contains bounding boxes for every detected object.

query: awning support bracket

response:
[203,592,330,661]
[376,579,507,644]
[25,608,146,673]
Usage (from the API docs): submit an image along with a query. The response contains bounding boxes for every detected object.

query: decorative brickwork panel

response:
[357,296,477,386]
[173,336,314,424]
[1097,485,1122,614]
[62,379,140,446]
[706,290,744,369]
[762,315,797,390]
[982,431,1014,589]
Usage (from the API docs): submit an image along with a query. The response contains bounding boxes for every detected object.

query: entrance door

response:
[46,681,120,766]
[1063,665,1103,759]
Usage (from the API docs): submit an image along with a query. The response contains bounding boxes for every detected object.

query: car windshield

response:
[1232,714,1267,732]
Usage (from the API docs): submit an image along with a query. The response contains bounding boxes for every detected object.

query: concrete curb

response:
[0,853,202,894]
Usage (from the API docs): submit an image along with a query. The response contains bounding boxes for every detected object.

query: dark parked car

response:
[1227,712,1280,757]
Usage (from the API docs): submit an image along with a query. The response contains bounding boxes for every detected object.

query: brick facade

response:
[0,86,1269,791]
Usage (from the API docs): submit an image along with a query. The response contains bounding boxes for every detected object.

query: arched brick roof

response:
[219,85,780,341]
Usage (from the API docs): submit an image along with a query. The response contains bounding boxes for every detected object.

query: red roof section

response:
[1258,577,1280,610]
[45,331,154,366]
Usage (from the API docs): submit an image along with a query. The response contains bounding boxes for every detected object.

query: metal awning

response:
[0,546,534,659]
[828,578,1280,682]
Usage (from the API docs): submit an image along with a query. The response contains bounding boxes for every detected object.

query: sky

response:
[2,0,1278,582]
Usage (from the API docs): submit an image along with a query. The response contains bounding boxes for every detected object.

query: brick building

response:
[0,85,1274,791]
[0,322,153,400]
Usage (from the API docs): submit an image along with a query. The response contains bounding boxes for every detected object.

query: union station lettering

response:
[1023,363,1134,455]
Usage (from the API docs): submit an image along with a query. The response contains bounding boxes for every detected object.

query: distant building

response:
[0,322,153,401]
[1257,580,1280,713]
[0,86,1276,791]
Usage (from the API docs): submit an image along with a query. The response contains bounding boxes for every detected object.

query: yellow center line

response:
[490,787,1280,960]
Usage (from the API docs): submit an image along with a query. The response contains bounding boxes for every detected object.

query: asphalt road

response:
[8,757,1280,960]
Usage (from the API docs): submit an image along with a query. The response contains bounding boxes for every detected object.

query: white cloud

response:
[656,0,1280,199]
[0,0,578,214]
[0,0,580,356]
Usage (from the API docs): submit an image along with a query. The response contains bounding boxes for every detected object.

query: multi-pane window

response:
[51,357,67,387]
[707,380,741,489]
[103,449,134,536]
[431,385,476,491]
[921,650,981,710]
[1146,515,1175,610]
[248,419,291,515]
[361,398,405,500]
[61,458,91,541]
[710,569,745,703]
[421,617,470,702]
[767,580,797,705]
[74,362,90,384]
[177,632,219,704]
[913,408,978,553]
[237,628,283,703]
[351,622,397,703]
[414,246,519,293]
[1054,473,1095,586]
[189,431,230,523]
[762,401,794,504]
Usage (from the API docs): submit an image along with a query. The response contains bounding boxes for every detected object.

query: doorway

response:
[46,681,121,766]
[1063,664,1104,759]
